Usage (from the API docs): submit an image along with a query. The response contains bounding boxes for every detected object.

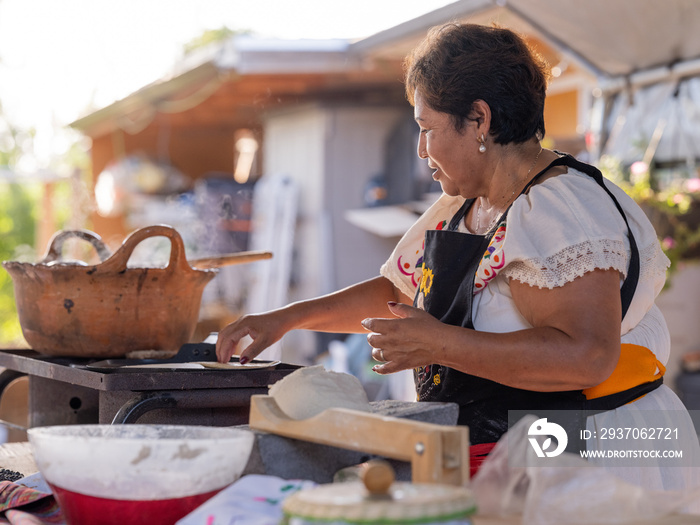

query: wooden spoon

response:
[188,250,272,269]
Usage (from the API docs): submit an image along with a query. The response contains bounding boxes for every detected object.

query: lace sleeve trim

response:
[639,237,671,281]
[502,237,670,289]
[502,239,628,288]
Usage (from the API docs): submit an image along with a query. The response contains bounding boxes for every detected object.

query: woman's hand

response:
[216,311,291,364]
[361,301,447,375]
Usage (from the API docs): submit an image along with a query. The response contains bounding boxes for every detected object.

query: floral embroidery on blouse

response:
[396,219,445,289]
[395,218,508,297]
[474,220,507,294]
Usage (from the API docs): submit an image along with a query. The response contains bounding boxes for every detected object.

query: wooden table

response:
[0,445,696,525]
[0,441,37,476]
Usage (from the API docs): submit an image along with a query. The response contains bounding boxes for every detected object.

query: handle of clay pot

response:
[40,230,112,264]
[97,225,192,274]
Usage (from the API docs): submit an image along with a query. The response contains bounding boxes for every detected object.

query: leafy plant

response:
[600,155,700,272]
[0,182,38,346]
[0,89,92,346]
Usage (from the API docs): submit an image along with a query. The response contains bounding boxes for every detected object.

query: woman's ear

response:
[470,99,492,138]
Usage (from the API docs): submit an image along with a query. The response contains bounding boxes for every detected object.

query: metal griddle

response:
[86,341,223,370]
[83,342,279,372]
[0,343,301,428]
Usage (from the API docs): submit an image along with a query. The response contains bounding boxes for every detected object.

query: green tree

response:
[0,182,38,345]
[0,102,35,167]
[0,101,39,345]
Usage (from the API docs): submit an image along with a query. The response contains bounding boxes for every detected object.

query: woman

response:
[217,23,699,490]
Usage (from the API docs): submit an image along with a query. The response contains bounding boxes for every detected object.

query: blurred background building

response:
[3,0,700,405]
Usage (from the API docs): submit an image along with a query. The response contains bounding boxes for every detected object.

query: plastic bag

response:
[471,415,700,524]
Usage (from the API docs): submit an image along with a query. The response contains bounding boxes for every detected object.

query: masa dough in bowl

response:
[268,365,370,420]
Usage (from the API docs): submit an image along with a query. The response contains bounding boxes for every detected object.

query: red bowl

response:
[28,425,255,525]
[50,485,221,525]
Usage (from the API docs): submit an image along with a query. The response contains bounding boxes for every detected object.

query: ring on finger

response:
[379,349,386,362]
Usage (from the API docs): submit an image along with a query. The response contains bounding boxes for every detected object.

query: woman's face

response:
[414,91,480,198]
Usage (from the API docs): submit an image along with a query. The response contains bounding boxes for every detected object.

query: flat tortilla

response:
[199,361,281,370]
[122,363,205,369]
[121,361,280,370]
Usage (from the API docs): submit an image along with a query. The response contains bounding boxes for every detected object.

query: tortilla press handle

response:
[361,459,395,496]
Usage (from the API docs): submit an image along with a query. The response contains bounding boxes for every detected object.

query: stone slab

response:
[241,400,459,483]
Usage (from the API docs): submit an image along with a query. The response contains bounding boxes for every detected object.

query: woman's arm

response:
[216,275,412,363]
[363,268,621,391]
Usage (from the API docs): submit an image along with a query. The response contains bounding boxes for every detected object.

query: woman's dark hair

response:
[404,23,549,144]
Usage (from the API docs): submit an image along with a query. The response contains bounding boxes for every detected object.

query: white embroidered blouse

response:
[380,167,671,362]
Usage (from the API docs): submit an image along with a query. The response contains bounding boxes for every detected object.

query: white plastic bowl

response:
[28,424,255,525]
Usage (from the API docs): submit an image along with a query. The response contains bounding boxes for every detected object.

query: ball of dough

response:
[269,365,370,420]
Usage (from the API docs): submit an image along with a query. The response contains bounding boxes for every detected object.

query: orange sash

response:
[582,343,666,400]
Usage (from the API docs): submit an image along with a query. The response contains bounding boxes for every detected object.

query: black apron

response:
[413,153,662,446]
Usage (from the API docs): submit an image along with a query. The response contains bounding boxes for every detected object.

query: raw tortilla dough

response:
[268,365,370,420]
[122,363,205,369]
[199,361,280,369]
[120,361,279,370]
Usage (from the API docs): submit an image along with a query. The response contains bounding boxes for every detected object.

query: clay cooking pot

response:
[3,225,217,358]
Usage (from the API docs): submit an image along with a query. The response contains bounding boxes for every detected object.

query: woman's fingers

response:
[215,324,246,363]
[237,335,270,364]
[363,304,439,373]
[362,315,416,349]
[216,312,286,363]
[371,362,392,374]
[361,302,427,333]
[371,347,386,362]
[215,319,262,363]
[372,358,411,375]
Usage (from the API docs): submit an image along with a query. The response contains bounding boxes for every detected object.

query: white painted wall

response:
[262,105,329,304]
[323,106,408,291]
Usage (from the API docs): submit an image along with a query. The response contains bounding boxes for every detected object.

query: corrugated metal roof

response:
[353,0,700,80]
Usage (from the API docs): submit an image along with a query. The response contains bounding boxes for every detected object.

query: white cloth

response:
[380,166,700,492]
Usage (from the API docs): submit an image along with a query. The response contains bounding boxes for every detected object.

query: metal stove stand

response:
[0,349,300,427]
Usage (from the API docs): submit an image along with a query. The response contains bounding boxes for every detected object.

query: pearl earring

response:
[478,134,486,153]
